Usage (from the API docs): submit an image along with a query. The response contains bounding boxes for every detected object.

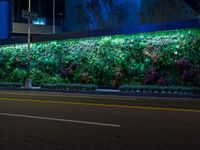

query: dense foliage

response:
[0,28,199,87]
[41,83,97,91]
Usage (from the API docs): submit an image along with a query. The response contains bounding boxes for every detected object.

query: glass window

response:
[13,0,64,25]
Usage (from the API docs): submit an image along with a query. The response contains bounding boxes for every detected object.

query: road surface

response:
[0,90,200,150]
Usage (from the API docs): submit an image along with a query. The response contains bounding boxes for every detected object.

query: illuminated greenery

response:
[0,28,199,87]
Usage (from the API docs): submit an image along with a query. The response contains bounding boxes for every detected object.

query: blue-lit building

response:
[0,0,199,40]
[0,0,65,39]
[0,0,11,39]
[65,0,199,31]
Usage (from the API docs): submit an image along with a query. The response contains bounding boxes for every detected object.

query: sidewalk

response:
[0,87,200,99]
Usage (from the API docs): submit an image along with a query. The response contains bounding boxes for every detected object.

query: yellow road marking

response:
[0,91,137,101]
[0,91,199,101]
[0,97,200,113]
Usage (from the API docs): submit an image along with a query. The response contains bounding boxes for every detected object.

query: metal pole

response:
[25,0,32,88]
[53,0,55,34]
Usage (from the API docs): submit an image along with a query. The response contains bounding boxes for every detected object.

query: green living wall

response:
[0,28,200,87]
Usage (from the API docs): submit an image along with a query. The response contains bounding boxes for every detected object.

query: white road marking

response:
[0,112,121,128]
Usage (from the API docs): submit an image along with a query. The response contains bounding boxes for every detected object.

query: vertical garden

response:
[0,28,199,88]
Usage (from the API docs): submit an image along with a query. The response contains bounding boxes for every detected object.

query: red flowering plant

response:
[61,63,78,79]
[181,69,197,82]
[61,68,71,78]
[144,68,160,85]
[176,58,191,69]
[157,78,166,86]
[175,58,197,84]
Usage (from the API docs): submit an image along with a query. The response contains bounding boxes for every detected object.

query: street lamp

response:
[25,0,32,88]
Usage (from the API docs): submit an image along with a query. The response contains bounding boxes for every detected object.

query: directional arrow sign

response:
[22,10,38,20]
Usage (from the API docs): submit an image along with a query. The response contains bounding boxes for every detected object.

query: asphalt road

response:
[0,90,200,150]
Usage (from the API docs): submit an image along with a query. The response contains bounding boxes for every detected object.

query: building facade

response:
[0,0,199,40]
[65,0,199,32]
[11,0,65,35]
[0,0,10,39]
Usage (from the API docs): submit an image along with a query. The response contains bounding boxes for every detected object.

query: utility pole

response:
[25,0,32,88]
[53,0,55,34]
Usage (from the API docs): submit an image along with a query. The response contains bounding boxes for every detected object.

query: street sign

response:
[22,10,38,20]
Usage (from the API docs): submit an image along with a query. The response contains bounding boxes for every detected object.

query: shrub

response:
[119,85,199,94]
[41,83,97,91]
[0,82,22,88]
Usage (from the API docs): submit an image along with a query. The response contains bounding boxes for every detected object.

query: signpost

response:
[22,0,38,88]
[22,10,38,20]
[53,0,55,34]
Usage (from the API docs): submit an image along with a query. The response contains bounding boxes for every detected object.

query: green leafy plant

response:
[0,28,199,88]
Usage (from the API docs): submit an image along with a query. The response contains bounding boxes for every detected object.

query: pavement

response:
[1,87,200,98]
[0,90,200,150]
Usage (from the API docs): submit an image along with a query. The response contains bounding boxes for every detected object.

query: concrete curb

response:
[0,88,200,99]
